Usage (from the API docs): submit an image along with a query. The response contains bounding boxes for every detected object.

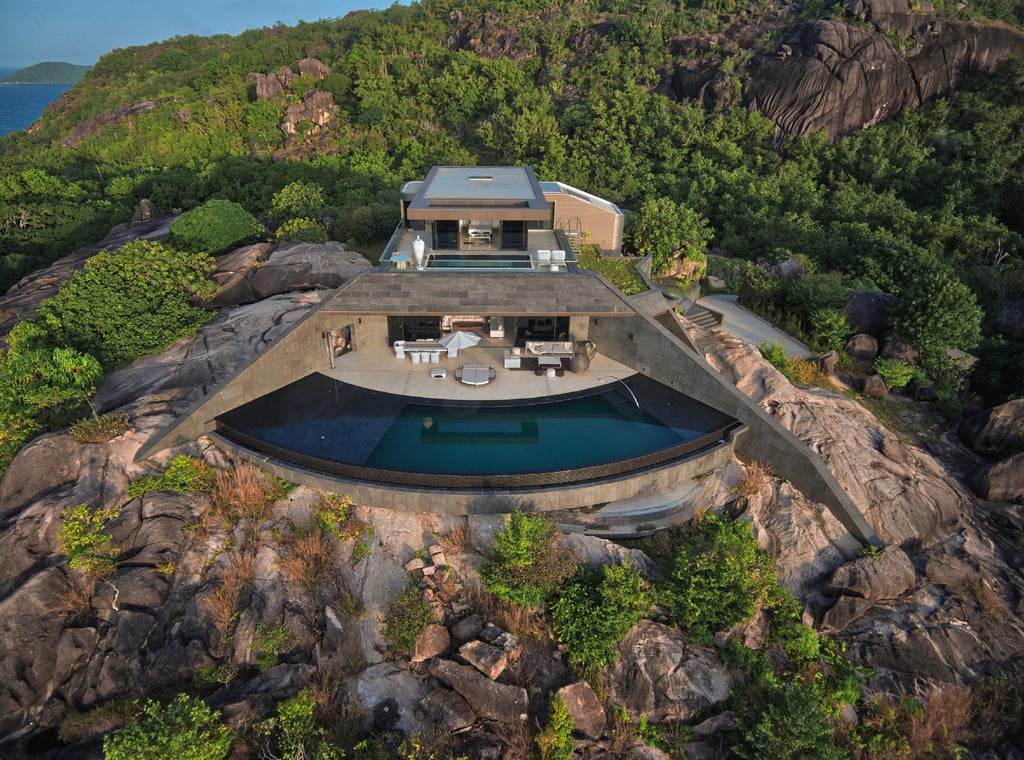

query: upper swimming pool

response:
[427,253,533,269]
[215,374,738,489]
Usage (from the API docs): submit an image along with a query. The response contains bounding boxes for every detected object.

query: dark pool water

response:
[216,374,735,481]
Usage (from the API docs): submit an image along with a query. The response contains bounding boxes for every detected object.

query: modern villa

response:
[139,166,879,545]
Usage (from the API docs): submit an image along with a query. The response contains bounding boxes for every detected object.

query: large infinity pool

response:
[216,374,737,488]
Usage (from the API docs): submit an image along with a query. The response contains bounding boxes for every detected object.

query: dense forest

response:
[0,0,1022,442]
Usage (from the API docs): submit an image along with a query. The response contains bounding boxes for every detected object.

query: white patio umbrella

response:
[438,330,481,352]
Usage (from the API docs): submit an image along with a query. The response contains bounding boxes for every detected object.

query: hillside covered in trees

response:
[1,62,92,85]
[0,0,1022,403]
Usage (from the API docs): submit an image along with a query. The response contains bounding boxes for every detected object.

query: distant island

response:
[1,61,90,84]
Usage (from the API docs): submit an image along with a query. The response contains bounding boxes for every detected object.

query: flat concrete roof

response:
[423,167,538,201]
[406,166,552,221]
[323,271,637,317]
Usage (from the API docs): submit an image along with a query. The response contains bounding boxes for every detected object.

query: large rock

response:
[823,547,916,600]
[845,333,879,363]
[959,400,1024,458]
[428,658,528,723]
[420,688,476,732]
[879,331,919,365]
[249,241,372,300]
[970,452,1024,503]
[93,294,323,413]
[297,58,330,79]
[411,624,450,663]
[281,90,338,137]
[555,680,606,740]
[0,433,82,521]
[603,621,732,723]
[821,596,875,632]
[205,242,276,307]
[862,373,888,398]
[0,567,71,737]
[458,639,507,680]
[844,290,898,337]
[742,15,1024,139]
[770,256,804,282]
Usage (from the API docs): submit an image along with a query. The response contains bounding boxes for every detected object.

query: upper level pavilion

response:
[379,166,625,273]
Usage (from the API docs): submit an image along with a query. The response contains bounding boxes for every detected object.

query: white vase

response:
[412,235,425,269]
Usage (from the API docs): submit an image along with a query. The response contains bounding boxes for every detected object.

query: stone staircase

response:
[681,303,721,330]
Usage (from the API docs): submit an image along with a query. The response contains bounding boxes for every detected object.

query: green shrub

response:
[103,693,232,760]
[577,247,648,295]
[127,454,212,498]
[168,198,263,254]
[480,509,576,608]
[70,412,131,443]
[271,181,327,220]
[552,562,650,672]
[872,357,915,389]
[665,513,774,645]
[0,334,103,479]
[275,217,329,243]
[254,622,295,670]
[536,697,575,760]
[809,308,850,352]
[57,503,119,576]
[255,689,343,760]
[732,684,845,760]
[35,240,216,369]
[759,340,790,373]
[382,584,434,657]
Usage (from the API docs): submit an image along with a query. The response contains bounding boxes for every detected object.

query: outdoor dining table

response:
[459,363,492,386]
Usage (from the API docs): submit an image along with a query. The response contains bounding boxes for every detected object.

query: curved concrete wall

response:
[586,302,881,546]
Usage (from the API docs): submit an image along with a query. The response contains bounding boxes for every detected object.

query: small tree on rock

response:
[629,197,712,277]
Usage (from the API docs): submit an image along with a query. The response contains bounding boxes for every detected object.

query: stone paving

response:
[321,343,635,402]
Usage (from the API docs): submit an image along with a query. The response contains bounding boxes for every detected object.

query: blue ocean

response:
[0,68,73,137]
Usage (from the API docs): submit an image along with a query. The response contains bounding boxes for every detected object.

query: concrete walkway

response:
[698,294,811,359]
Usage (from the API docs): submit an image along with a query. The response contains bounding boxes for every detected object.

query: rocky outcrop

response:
[743,2,1024,139]
[92,293,324,413]
[281,90,338,137]
[61,101,159,148]
[556,680,606,739]
[960,399,1024,458]
[971,451,1024,502]
[604,621,733,723]
[206,241,371,308]
[247,66,297,100]
[846,333,879,363]
[297,58,331,79]
[863,373,888,397]
[427,658,528,723]
[824,547,917,600]
[845,290,898,337]
[249,242,370,300]
[683,318,1024,692]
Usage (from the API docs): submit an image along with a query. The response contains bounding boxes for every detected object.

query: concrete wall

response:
[212,433,737,515]
[587,310,881,546]
[137,307,338,460]
[350,314,389,351]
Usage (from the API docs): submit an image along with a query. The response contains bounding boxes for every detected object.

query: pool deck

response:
[322,343,636,402]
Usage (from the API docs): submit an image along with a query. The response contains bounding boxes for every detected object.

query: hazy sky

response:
[0,0,395,68]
